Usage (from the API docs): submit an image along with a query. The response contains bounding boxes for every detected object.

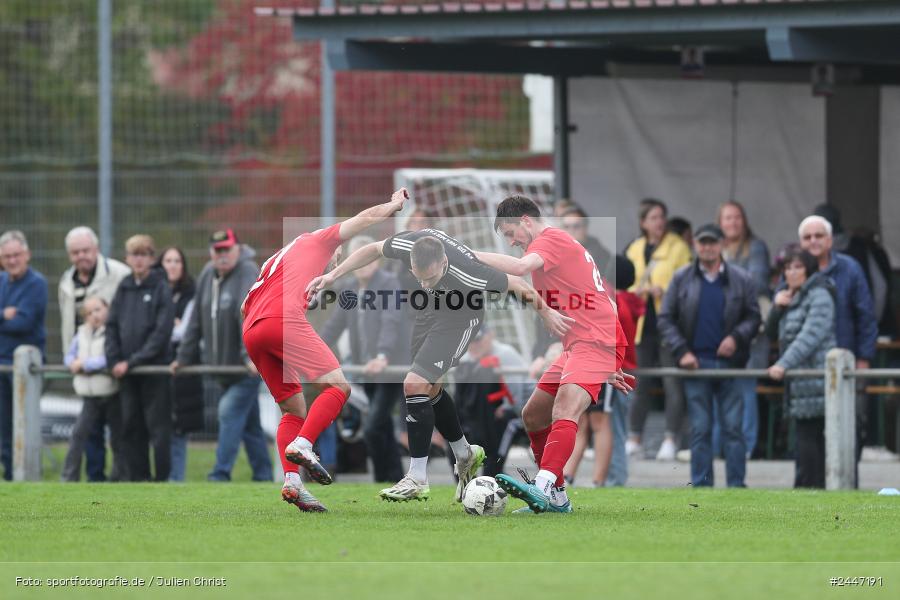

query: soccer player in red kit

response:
[241,188,407,512]
[476,195,633,513]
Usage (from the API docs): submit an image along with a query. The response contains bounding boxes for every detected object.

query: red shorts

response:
[536,342,619,403]
[243,317,341,403]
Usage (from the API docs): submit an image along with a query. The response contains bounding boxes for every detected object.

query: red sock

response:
[277,413,305,474]
[297,386,348,445]
[539,419,578,488]
[528,426,552,469]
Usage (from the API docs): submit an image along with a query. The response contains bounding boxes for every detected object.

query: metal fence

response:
[7,345,897,489]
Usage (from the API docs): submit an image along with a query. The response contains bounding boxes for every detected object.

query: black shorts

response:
[586,384,613,413]
[410,316,482,383]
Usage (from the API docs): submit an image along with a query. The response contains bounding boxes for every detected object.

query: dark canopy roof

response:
[258,0,900,82]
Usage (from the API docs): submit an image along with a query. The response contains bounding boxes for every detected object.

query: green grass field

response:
[2,478,898,599]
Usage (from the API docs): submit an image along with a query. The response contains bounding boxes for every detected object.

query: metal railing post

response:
[825,348,856,490]
[13,345,43,482]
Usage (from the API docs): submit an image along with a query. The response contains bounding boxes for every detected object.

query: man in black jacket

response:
[173,230,272,482]
[320,236,411,483]
[658,224,760,488]
[106,235,174,481]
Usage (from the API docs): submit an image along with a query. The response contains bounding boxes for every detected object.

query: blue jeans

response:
[169,433,188,482]
[605,389,629,487]
[84,419,107,482]
[0,373,11,481]
[684,358,746,487]
[712,378,759,458]
[208,376,273,482]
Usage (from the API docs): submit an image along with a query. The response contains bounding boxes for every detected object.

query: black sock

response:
[431,389,464,444]
[405,394,434,458]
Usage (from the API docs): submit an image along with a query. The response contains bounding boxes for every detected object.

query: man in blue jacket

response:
[797,215,877,368]
[658,224,760,487]
[797,214,877,486]
[0,231,48,481]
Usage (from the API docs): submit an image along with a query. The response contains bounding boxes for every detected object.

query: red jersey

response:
[525,227,626,361]
[615,289,645,370]
[242,223,342,327]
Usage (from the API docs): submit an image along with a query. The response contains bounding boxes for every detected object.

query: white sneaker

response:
[625,439,643,458]
[676,449,691,463]
[656,439,677,461]
[380,475,430,502]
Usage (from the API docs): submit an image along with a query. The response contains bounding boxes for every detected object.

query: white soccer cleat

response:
[281,478,327,513]
[380,475,430,502]
[284,439,333,485]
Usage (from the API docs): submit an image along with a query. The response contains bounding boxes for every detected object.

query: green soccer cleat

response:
[510,473,572,514]
[512,505,540,514]
[454,444,486,502]
[547,500,573,513]
[495,472,551,513]
[513,500,573,514]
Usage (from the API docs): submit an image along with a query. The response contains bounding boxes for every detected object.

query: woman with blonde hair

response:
[625,199,692,460]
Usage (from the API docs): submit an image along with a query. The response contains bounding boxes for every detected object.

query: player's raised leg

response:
[284,368,351,485]
[243,319,327,512]
[278,393,327,512]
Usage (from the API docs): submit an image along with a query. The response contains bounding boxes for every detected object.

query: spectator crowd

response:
[0,194,894,490]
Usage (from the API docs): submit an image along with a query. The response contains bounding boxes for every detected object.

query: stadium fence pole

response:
[97,0,114,256]
[13,345,43,482]
[825,348,856,490]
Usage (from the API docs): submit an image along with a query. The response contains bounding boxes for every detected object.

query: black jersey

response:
[382,228,509,324]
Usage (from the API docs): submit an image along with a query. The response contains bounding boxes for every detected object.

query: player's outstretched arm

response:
[506,274,574,338]
[306,240,385,298]
[338,188,408,241]
[474,250,543,276]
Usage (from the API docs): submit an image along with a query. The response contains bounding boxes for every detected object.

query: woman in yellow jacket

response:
[625,199,692,460]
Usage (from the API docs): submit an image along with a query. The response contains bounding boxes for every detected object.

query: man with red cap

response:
[172,228,272,484]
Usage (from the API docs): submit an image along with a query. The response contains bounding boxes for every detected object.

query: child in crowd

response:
[61,296,124,482]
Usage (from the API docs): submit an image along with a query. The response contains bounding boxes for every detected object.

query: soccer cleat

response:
[547,500,573,513]
[513,501,573,514]
[512,505,540,514]
[495,473,551,513]
[284,440,333,485]
[454,444,486,502]
[281,479,327,513]
[380,475,430,502]
[510,474,572,514]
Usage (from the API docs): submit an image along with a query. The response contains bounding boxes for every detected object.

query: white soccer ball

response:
[462,476,508,516]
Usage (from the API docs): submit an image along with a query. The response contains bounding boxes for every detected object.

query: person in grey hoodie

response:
[766,248,837,489]
[172,229,272,482]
